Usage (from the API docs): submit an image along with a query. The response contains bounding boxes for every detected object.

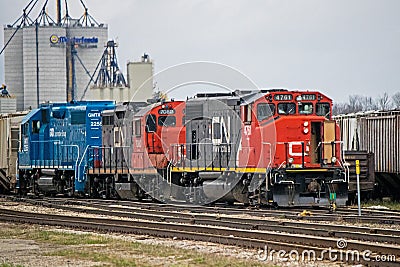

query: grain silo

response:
[22,25,67,109]
[3,27,24,111]
[127,54,154,102]
[2,0,108,111]
[67,24,108,100]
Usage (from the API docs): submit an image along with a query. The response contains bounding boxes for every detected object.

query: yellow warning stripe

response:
[170,167,267,173]
[285,168,329,172]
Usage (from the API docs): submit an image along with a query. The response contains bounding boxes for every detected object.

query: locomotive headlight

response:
[303,127,309,134]
[331,156,337,163]
[322,159,328,165]
[303,121,309,127]
[288,157,294,164]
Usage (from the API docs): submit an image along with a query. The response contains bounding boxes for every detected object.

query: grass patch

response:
[362,199,400,210]
[0,226,109,245]
[0,224,268,267]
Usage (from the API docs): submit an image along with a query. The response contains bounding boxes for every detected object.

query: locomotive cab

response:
[239,90,347,207]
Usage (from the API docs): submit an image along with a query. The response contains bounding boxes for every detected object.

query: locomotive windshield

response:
[277,103,296,115]
[257,103,275,121]
[316,103,330,117]
[298,103,313,115]
[158,116,176,127]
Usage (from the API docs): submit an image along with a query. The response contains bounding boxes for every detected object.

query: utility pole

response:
[35,21,39,107]
[66,41,76,102]
[56,0,61,25]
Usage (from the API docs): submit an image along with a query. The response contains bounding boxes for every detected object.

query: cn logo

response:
[288,142,303,157]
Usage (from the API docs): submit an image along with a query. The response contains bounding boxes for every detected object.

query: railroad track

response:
[16,196,400,225]
[8,197,400,243]
[0,196,399,266]
[0,207,399,266]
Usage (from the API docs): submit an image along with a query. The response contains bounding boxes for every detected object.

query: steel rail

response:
[0,208,398,266]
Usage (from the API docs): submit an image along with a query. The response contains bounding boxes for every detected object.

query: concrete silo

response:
[3,27,24,111]
[127,54,154,102]
[22,25,67,109]
[67,24,108,100]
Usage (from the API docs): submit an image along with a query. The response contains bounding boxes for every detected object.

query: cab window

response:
[243,104,252,123]
[102,116,114,126]
[134,120,141,136]
[316,103,331,117]
[257,103,275,121]
[298,103,313,115]
[32,120,40,133]
[71,111,86,124]
[52,110,66,119]
[146,114,157,132]
[277,103,296,115]
[158,116,176,127]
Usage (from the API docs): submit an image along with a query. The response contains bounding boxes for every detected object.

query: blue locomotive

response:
[18,101,115,196]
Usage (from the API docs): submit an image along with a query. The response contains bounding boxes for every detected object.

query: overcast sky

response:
[1,0,399,103]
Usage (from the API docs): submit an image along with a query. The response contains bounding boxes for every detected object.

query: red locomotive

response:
[88,89,347,207]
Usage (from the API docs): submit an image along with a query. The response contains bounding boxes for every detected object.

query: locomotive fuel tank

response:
[37,176,57,193]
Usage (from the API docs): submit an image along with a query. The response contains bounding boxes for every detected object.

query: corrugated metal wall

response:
[4,28,24,111]
[68,26,108,100]
[23,26,67,109]
[0,112,28,169]
[335,110,400,174]
[0,116,9,170]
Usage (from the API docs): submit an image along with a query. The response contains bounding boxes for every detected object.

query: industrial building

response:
[2,1,154,111]
[89,53,154,103]
[3,1,108,111]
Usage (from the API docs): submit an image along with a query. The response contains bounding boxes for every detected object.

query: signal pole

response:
[356,159,361,216]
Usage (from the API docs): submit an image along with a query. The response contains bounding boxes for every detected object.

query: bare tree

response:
[340,95,373,113]
[376,92,392,110]
[333,103,348,115]
[359,96,377,111]
[333,94,379,115]
[392,92,400,109]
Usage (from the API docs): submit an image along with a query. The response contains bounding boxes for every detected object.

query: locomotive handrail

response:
[261,142,273,170]
[170,142,234,169]
[89,146,132,172]
[277,161,286,170]
[61,145,79,181]
[28,140,79,170]
[77,145,89,183]
[262,142,273,190]
[314,140,344,157]
[316,140,349,182]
